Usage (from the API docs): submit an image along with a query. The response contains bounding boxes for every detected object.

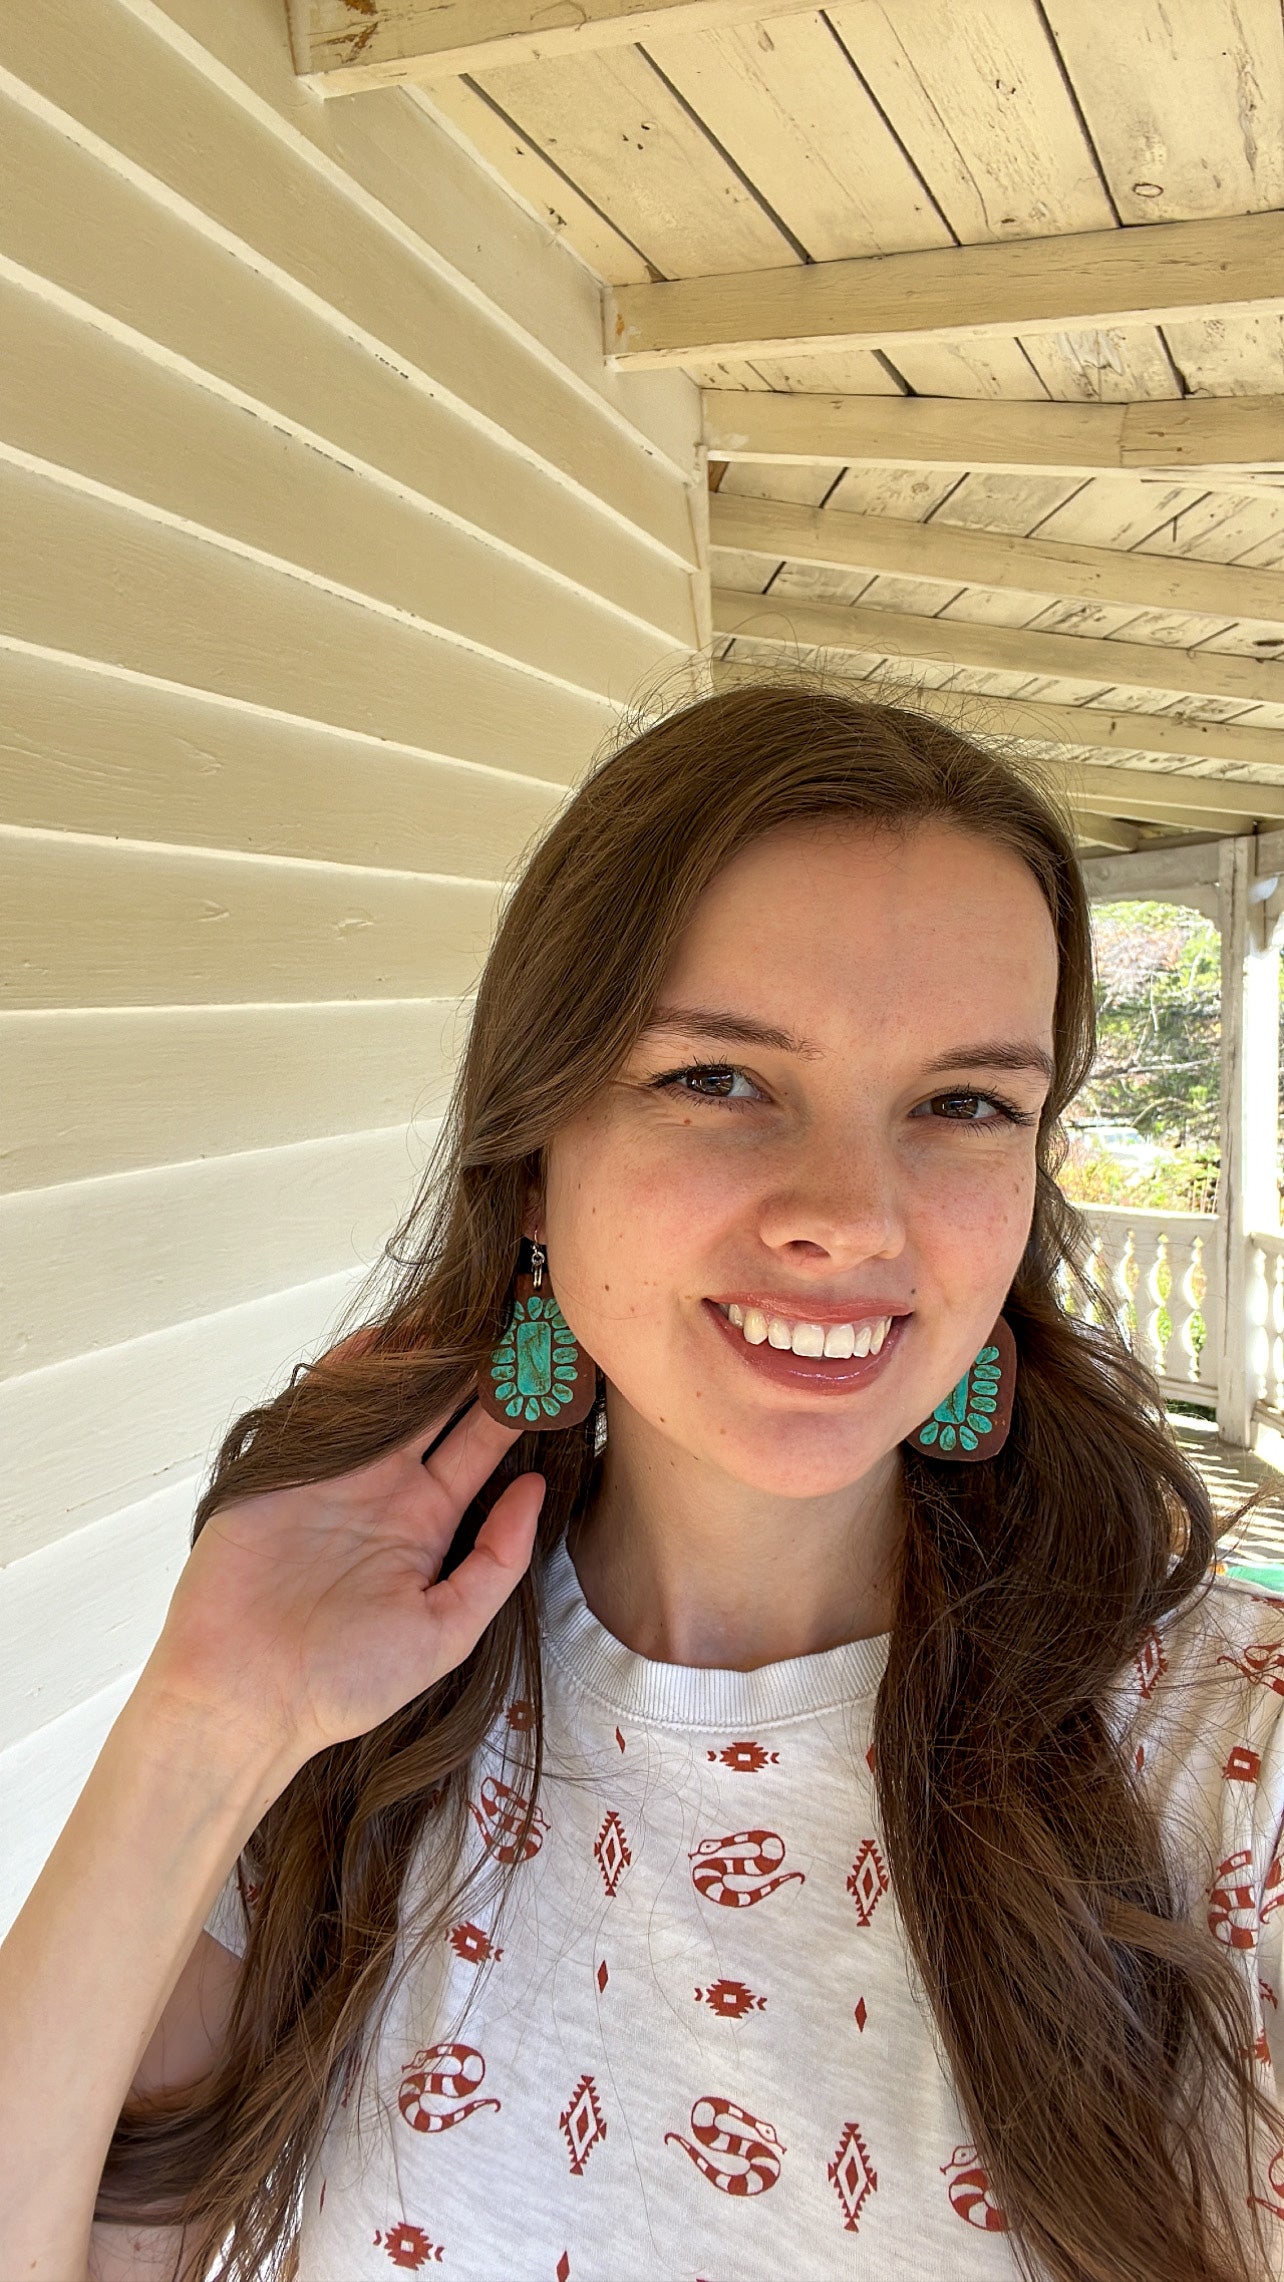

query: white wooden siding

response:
[0,0,704,1934]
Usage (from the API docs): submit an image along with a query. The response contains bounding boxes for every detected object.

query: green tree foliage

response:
[1079,901,1222,1151]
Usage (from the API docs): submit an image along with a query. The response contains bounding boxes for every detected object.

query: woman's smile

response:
[702,1294,912,1395]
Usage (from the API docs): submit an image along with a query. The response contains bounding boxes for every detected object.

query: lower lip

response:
[703,1301,910,1396]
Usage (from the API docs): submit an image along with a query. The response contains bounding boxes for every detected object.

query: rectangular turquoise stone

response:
[515,1317,553,1397]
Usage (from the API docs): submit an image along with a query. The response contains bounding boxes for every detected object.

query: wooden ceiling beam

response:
[1074,817,1144,853]
[286,0,820,90]
[703,391,1284,478]
[709,492,1284,629]
[711,635,1284,785]
[609,211,1284,369]
[711,588,1284,711]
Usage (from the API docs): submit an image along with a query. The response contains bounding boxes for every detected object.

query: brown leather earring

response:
[903,1314,1017,1461]
[476,1240,598,1430]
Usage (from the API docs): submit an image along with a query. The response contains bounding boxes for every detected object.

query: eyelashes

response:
[648,1060,1039,1131]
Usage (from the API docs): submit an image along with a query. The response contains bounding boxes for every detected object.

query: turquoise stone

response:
[515,1316,554,1398]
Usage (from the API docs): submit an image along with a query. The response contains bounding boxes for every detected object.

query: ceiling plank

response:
[1074,816,1143,852]
[709,493,1284,626]
[608,211,1284,368]
[703,391,1284,477]
[287,0,827,90]
[710,633,1284,778]
[711,587,1284,709]
[709,657,1284,823]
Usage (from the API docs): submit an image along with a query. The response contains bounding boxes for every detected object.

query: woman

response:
[3,681,1283,2282]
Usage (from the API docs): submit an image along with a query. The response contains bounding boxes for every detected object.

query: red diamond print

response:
[1225,1743,1261,1783]
[373,2222,443,2270]
[853,1998,867,2032]
[705,1740,779,1771]
[505,1697,536,1730]
[556,2259,570,2282]
[448,1920,503,1966]
[828,2121,877,2232]
[696,1977,766,2019]
[846,1839,890,1926]
[1135,1628,1167,1699]
[615,1726,626,1752]
[559,2072,607,2175]
[865,1742,876,1773]
[596,1958,609,1993]
[1134,1743,1145,1772]
[594,1809,631,1897]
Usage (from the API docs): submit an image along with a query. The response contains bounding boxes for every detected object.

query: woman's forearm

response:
[0,1685,296,2282]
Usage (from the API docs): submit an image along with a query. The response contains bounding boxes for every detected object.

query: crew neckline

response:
[537,1532,891,1728]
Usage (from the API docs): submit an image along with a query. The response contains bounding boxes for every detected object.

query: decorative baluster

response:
[1179,1233,1208,1389]
[1144,1229,1171,1379]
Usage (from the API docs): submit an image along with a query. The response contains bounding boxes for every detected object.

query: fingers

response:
[422,1472,545,1671]
[417,1385,529,1516]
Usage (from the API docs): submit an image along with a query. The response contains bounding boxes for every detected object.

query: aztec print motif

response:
[204,1543,1284,2279]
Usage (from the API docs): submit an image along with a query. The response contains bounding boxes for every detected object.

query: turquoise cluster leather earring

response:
[903,1314,1017,1462]
[476,1240,598,1430]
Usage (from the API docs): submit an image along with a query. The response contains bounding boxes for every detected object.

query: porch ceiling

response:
[290,0,1284,857]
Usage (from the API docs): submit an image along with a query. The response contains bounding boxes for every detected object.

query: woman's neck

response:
[568,1403,905,1670]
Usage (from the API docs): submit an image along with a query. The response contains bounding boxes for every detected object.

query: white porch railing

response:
[1057,1204,1222,1409]
[1063,1208,1284,1432]
[1254,1229,1284,1434]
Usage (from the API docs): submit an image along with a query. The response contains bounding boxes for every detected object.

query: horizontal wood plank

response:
[0,644,562,873]
[290,0,827,87]
[711,586,1284,709]
[0,1481,193,1749]
[709,492,1284,627]
[703,390,1284,476]
[0,1000,466,1194]
[0,1264,372,1561]
[3,1124,439,1375]
[142,0,702,473]
[711,640,1284,775]
[0,12,696,562]
[609,211,1284,368]
[0,464,617,781]
[1,835,503,1010]
[0,100,697,627]
[0,279,688,692]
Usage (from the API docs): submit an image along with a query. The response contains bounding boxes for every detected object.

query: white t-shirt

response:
[207,1537,1284,2280]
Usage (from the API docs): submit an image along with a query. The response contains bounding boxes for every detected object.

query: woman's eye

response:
[918,1090,1035,1129]
[653,1063,761,1102]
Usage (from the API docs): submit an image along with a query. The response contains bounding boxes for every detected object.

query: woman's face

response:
[540,818,1060,1499]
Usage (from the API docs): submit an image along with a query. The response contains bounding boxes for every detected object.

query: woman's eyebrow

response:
[642,1005,1054,1084]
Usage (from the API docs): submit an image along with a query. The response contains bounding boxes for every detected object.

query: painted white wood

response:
[2,833,505,1011]
[711,585,1284,711]
[133,0,703,475]
[290,0,832,86]
[0,643,564,873]
[0,7,698,561]
[701,389,1284,477]
[0,1264,374,1564]
[3,1123,441,1377]
[0,281,688,697]
[609,210,1284,368]
[709,491,1284,626]
[0,1671,139,1938]
[0,1000,467,1195]
[0,466,620,780]
[0,1479,195,1749]
[1218,837,1284,1444]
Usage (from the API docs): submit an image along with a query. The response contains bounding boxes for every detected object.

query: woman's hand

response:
[138,1376,542,1777]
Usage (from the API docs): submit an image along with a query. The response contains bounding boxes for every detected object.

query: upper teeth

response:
[723,1304,895,1358]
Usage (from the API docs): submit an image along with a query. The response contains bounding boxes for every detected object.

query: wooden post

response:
[1216,839,1283,1447]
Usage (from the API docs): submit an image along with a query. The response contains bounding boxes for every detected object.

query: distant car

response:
[1068,1121,1166,1171]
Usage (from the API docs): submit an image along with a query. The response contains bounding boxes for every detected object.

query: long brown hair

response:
[100,674,1284,2282]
